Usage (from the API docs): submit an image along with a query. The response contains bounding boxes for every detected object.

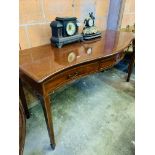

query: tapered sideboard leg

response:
[127,39,135,82]
[19,79,30,119]
[38,95,56,150]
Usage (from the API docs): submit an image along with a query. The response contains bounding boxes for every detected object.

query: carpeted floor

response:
[23,65,135,155]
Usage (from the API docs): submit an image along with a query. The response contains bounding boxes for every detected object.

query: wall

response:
[19,0,110,50]
[121,0,135,28]
[107,0,122,30]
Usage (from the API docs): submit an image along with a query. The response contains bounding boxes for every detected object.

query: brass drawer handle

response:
[68,71,79,79]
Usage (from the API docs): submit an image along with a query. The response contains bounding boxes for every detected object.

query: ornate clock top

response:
[83,12,102,40]
[84,12,95,27]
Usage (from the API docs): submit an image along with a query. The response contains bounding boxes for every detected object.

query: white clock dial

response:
[88,19,93,27]
[66,22,76,36]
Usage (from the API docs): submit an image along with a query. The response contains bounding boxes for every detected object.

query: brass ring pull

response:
[68,71,79,79]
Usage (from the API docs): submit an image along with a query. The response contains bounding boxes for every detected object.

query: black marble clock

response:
[50,17,83,48]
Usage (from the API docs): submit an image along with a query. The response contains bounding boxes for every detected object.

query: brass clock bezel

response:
[66,22,76,36]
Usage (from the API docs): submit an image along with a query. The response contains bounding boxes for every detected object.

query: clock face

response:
[66,22,76,36]
[88,19,93,27]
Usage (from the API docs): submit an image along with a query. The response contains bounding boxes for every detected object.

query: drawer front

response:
[99,56,116,70]
[44,62,99,93]
[99,52,125,71]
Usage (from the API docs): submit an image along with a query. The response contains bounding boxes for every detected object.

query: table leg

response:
[127,39,135,82]
[38,94,56,149]
[19,79,30,119]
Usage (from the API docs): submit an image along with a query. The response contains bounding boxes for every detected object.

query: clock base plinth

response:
[83,31,102,40]
[51,34,83,48]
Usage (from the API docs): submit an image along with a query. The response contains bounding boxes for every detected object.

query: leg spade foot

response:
[50,143,56,150]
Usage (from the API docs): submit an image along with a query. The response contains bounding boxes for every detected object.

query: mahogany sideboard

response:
[19,30,134,149]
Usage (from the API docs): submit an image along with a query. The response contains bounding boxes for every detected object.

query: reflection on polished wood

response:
[20,30,134,83]
[19,30,134,149]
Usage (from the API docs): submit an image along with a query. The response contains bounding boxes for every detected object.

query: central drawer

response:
[44,61,99,93]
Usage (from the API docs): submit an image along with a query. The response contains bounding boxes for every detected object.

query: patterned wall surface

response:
[121,0,135,28]
[19,0,110,50]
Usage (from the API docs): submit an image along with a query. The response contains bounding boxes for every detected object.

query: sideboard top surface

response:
[19,30,134,83]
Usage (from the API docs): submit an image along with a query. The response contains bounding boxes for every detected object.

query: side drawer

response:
[99,52,125,71]
[99,56,116,70]
[44,62,99,93]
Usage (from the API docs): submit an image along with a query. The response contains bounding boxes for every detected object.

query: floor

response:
[23,61,135,155]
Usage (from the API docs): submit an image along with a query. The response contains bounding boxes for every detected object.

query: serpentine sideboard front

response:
[19,30,135,149]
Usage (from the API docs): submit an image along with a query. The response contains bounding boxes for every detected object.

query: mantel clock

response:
[50,17,83,48]
[83,12,102,40]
